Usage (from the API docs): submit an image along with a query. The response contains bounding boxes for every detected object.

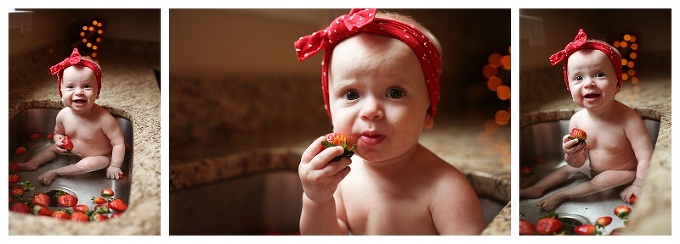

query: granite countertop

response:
[8,53,161,235]
[519,67,671,235]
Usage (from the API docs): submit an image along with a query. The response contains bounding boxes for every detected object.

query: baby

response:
[294,9,485,235]
[18,48,126,185]
[519,29,653,211]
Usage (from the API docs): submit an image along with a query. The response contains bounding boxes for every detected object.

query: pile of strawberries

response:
[520,206,633,235]
[10,163,128,222]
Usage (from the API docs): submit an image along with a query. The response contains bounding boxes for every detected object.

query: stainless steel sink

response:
[170,168,509,235]
[9,108,132,216]
[519,118,659,234]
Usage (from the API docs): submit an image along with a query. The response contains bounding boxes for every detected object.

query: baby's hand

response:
[562,134,586,153]
[298,136,352,203]
[54,140,69,154]
[106,165,123,180]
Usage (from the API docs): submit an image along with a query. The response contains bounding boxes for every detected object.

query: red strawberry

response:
[574,224,600,235]
[32,193,51,207]
[519,219,536,235]
[10,187,24,197]
[62,136,74,151]
[69,212,89,222]
[73,204,90,213]
[30,132,41,140]
[630,194,637,204]
[614,205,632,219]
[51,210,70,220]
[535,213,563,235]
[32,205,54,216]
[108,198,127,211]
[90,213,109,221]
[92,196,107,204]
[321,133,357,161]
[10,202,30,214]
[14,146,27,154]
[520,166,532,175]
[9,174,20,183]
[9,163,20,172]
[595,216,613,228]
[568,128,587,143]
[101,188,114,198]
[94,203,112,214]
[46,133,54,139]
[57,193,78,207]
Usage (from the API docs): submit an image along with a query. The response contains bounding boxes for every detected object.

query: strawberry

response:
[9,163,20,172]
[535,213,563,235]
[92,196,107,204]
[101,188,114,198]
[73,204,89,213]
[519,219,536,235]
[614,205,632,219]
[46,133,54,139]
[14,146,27,154]
[568,128,587,143]
[10,187,24,197]
[30,132,41,140]
[574,224,600,235]
[90,213,109,221]
[108,198,127,211]
[32,205,54,216]
[321,133,357,161]
[32,193,51,207]
[520,166,532,175]
[57,193,78,207]
[630,194,637,204]
[51,210,70,220]
[595,216,613,228]
[10,202,30,214]
[94,203,112,213]
[9,174,20,183]
[62,136,74,151]
[69,212,89,222]
[609,227,625,235]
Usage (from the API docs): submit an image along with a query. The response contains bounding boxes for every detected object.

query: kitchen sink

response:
[9,108,133,217]
[519,118,659,234]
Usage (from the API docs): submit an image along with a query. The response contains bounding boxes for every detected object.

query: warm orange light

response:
[82,26,88,31]
[488,53,502,68]
[620,41,628,48]
[623,34,631,41]
[496,85,511,100]
[613,41,620,48]
[482,64,498,79]
[98,30,103,34]
[501,55,511,70]
[92,45,98,50]
[89,27,94,31]
[80,32,85,37]
[631,77,639,84]
[487,76,502,91]
[631,43,638,50]
[97,23,102,27]
[630,36,637,42]
[82,38,87,43]
[627,69,636,76]
[93,20,98,25]
[627,61,635,68]
[494,110,510,125]
[96,38,102,43]
[622,73,629,81]
[629,52,637,59]
[86,43,92,48]
[92,52,98,57]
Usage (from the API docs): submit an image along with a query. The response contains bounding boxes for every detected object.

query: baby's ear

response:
[423,113,434,130]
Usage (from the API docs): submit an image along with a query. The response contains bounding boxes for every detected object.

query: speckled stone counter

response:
[519,65,671,235]
[169,75,511,235]
[8,49,161,235]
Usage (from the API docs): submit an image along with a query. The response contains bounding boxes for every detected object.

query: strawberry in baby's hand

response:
[62,136,74,151]
[321,133,357,162]
[568,128,587,144]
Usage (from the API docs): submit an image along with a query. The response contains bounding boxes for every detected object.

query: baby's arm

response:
[298,136,352,235]
[620,113,654,202]
[431,172,485,234]
[53,110,69,153]
[101,113,126,179]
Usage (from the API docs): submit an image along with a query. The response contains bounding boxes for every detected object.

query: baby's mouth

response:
[584,93,601,99]
[73,99,87,106]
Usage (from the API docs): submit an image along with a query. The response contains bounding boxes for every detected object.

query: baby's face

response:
[327,33,433,162]
[566,49,619,110]
[61,66,99,111]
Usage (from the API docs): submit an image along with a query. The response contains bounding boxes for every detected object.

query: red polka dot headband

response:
[50,48,102,97]
[294,8,442,120]
[549,29,622,92]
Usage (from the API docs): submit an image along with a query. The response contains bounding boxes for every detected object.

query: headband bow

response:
[294,8,442,120]
[549,29,622,92]
[50,48,102,97]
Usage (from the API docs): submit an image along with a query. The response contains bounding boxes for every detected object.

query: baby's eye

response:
[66,85,75,89]
[387,87,405,99]
[595,72,605,78]
[344,90,359,100]
[574,76,583,81]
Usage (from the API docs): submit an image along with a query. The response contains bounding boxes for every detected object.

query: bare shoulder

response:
[570,108,588,127]
[94,105,117,123]
[417,146,471,192]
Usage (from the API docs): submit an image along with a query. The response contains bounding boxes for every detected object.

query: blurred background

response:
[169,9,512,235]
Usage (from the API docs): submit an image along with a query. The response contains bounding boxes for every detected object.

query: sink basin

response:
[170,163,509,235]
[519,118,659,234]
[9,108,133,217]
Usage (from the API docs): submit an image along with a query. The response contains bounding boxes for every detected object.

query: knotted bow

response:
[548,29,622,92]
[50,48,102,97]
[294,8,442,120]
